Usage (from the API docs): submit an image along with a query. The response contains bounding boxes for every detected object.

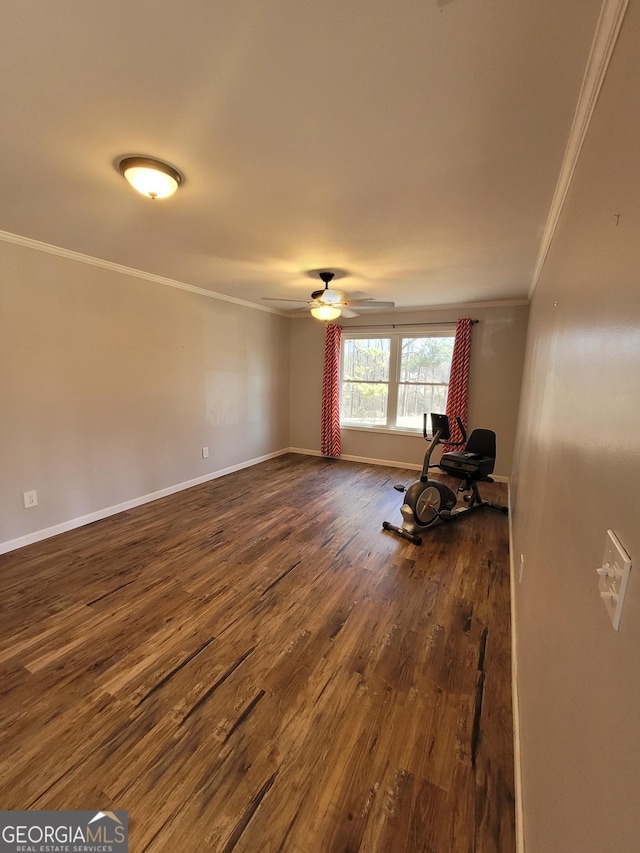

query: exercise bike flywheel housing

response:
[382,412,508,546]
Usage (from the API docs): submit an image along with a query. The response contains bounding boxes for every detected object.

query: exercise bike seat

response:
[439,428,496,481]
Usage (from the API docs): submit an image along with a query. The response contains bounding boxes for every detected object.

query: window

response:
[340,330,455,431]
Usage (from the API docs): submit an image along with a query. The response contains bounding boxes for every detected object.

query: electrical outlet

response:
[519,554,525,583]
[23,490,38,508]
[202,447,209,459]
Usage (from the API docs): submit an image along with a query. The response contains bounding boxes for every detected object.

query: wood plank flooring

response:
[0,454,514,852]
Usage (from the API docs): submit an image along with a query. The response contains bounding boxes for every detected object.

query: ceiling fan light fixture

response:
[311,270,345,305]
[117,156,183,199]
[311,304,342,321]
[317,288,344,304]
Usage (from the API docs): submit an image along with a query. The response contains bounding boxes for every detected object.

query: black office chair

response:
[438,426,507,512]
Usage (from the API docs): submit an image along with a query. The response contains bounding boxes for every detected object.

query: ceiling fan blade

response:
[343,300,395,309]
[340,307,360,318]
[261,297,310,304]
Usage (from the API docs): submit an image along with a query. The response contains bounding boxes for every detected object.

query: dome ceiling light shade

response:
[310,304,342,320]
[117,156,183,199]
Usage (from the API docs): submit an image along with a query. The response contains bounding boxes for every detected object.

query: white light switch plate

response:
[597,529,631,630]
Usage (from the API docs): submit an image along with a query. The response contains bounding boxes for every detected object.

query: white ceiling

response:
[0,0,605,312]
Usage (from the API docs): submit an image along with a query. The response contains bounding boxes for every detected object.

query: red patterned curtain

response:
[320,323,342,457]
[443,318,473,451]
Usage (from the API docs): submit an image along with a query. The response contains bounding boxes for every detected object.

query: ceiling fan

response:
[262,271,395,320]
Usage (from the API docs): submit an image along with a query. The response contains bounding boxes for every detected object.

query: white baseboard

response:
[508,486,525,853]
[288,446,422,471]
[288,447,509,482]
[1,446,508,555]
[287,446,324,458]
[0,449,289,555]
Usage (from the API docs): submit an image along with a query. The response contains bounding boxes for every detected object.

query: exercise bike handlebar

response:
[453,416,467,445]
[420,414,467,481]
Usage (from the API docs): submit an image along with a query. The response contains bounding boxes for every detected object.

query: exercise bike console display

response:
[428,413,450,442]
[382,413,508,545]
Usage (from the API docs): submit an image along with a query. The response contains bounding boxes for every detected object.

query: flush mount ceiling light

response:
[117,156,183,199]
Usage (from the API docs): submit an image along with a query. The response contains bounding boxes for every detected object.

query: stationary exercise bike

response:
[382,413,508,545]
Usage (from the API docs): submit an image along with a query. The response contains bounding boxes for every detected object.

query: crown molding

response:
[529,0,630,298]
[0,228,527,316]
[386,298,530,312]
[0,229,281,315]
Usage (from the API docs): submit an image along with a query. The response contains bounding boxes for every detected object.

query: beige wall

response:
[0,243,526,552]
[0,241,290,549]
[290,304,529,478]
[511,5,640,851]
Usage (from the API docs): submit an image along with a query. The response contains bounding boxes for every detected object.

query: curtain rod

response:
[341,319,479,329]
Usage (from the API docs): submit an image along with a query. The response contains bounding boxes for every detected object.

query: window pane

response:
[340,382,388,425]
[399,337,455,383]
[340,332,455,432]
[396,384,448,430]
[342,338,390,382]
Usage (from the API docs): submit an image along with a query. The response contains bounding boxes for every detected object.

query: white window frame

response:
[340,325,456,434]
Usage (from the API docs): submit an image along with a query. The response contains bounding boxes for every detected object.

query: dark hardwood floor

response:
[0,454,514,852]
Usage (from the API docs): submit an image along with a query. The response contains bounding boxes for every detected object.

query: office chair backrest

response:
[465,429,496,461]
